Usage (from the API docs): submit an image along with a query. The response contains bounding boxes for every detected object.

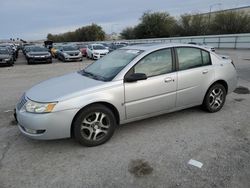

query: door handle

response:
[202,70,209,74]
[164,77,173,83]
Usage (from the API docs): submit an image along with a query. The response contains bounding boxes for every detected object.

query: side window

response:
[134,48,173,77]
[201,50,211,65]
[177,47,203,70]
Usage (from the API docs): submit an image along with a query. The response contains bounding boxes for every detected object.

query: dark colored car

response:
[0,47,14,66]
[26,46,52,64]
[107,43,127,52]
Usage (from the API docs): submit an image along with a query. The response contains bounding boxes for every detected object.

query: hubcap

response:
[209,88,224,110]
[81,112,110,141]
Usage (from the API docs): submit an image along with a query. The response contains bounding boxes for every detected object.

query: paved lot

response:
[0,49,250,188]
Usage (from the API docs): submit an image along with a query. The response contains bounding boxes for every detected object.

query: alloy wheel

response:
[209,87,224,110]
[80,112,110,141]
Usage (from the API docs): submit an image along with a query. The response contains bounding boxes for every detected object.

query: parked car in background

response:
[108,43,127,52]
[22,44,35,57]
[15,43,237,146]
[188,42,215,52]
[57,45,82,62]
[26,46,52,64]
[0,43,17,62]
[50,45,62,58]
[0,47,14,66]
[76,44,87,57]
[86,44,109,60]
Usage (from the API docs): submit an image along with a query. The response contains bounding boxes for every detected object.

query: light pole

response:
[110,24,119,40]
[208,3,222,30]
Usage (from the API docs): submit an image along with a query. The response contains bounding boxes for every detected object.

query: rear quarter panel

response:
[211,54,238,93]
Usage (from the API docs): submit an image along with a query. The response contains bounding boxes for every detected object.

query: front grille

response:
[17,94,27,110]
[69,53,79,56]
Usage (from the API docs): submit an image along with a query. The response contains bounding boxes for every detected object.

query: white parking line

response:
[4,110,13,113]
[188,159,203,168]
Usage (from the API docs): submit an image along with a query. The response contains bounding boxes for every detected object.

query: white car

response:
[87,44,109,60]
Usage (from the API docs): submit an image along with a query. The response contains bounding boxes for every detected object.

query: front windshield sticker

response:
[126,50,140,54]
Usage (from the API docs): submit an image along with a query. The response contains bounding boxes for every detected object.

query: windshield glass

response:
[0,48,9,54]
[81,49,143,81]
[62,46,78,51]
[93,45,106,50]
[30,46,48,52]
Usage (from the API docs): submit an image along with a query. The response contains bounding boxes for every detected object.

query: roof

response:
[122,43,208,51]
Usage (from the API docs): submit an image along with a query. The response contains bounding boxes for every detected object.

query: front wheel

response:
[203,83,226,113]
[73,104,117,147]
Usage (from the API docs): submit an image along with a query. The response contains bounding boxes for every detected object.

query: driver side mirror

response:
[125,73,147,82]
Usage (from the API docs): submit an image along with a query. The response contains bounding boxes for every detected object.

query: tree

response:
[120,27,136,39]
[46,24,105,42]
[177,13,207,36]
[134,11,177,39]
[210,11,250,34]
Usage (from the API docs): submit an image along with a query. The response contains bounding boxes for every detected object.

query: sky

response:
[0,0,249,40]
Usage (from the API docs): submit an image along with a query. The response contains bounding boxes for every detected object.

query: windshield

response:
[0,48,9,54]
[80,49,143,81]
[30,46,48,52]
[62,46,78,51]
[93,45,106,50]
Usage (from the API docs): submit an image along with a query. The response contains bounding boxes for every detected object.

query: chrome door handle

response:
[202,70,209,74]
[164,77,173,83]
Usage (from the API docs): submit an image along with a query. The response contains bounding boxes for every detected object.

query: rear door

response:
[124,48,177,119]
[175,47,214,107]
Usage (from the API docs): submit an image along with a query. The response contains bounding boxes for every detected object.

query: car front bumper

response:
[28,57,52,63]
[93,53,108,60]
[0,58,13,64]
[64,54,82,61]
[15,107,79,140]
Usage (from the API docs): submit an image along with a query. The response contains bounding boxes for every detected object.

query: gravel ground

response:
[0,49,249,188]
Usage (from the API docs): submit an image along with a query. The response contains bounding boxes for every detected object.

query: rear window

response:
[176,47,211,70]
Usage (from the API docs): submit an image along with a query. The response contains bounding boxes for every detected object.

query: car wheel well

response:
[211,80,228,94]
[70,102,120,138]
[203,80,228,103]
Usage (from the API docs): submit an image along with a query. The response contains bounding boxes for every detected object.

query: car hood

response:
[93,49,109,53]
[28,52,50,56]
[26,72,106,102]
[0,54,10,58]
[64,50,80,54]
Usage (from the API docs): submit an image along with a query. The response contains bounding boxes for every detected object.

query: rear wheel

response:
[73,104,117,147]
[203,83,226,113]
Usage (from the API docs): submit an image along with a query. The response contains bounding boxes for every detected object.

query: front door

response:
[124,48,177,119]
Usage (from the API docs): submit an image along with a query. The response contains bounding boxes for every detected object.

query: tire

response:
[73,104,117,147]
[62,56,66,62]
[202,83,226,113]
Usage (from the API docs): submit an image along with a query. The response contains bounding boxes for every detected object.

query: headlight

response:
[94,52,99,55]
[4,58,10,61]
[25,100,57,113]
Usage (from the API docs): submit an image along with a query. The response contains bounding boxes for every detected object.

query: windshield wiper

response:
[80,70,107,81]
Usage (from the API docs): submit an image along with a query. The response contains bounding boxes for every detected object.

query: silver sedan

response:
[15,43,238,146]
